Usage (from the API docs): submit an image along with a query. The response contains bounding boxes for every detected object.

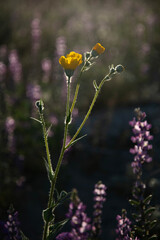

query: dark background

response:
[0,0,160,239]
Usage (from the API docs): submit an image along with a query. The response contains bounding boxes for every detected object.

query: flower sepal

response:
[65,69,74,78]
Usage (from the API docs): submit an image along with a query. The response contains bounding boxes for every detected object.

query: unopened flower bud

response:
[35,100,44,113]
[115,64,124,73]
[85,52,91,59]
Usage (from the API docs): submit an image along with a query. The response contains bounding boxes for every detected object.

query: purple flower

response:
[26,83,41,102]
[116,209,138,240]
[31,18,41,53]
[129,108,153,175]
[66,189,91,240]
[41,58,52,83]
[56,232,72,240]
[0,61,7,81]
[91,181,107,238]
[5,116,16,154]
[9,50,22,83]
[4,206,21,240]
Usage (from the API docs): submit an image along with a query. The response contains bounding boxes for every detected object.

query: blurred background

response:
[0,0,160,239]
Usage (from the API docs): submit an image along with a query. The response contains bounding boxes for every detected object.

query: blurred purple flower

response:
[31,18,41,53]
[91,181,107,238]
[141,43,150,56]
[49,114,58,126]
[129,108,153,175]
[26,83,41,102]
[5,116,16,154]
[0,61,7,81]
[56,232,72,240]
[72,108,79,120]
[56,36,66,57]
[140,63,150,74]
[41,58,52,83]
[9,50,22,83]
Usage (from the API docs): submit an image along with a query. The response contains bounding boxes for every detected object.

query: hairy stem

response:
[65,76,107,150]
[42,76,71,240]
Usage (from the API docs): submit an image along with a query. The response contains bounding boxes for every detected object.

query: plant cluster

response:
[0,42,159,240]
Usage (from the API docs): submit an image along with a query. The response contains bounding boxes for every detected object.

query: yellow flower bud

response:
[92,43,105,55]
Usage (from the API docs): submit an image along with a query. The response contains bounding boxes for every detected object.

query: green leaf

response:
[56,191,71,206]
[43,158,54,182]
[20,231,29,240]
[30,117,42,124]
[143,195,152,205]
[144,207,155,216]
[42,206,55,223]
[65,134,87,149]
[47,219,68,240]
[132,213,141,220]
[93,80,99,91]
[148,234,157,240]
[129,199,140,207]
[149,220,157,230]
[134,225,144,234]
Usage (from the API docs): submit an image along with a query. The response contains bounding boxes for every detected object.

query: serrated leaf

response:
[30,117,42,124]
[129,199,140,206]
[43,158,54,182]
[143,195,152,205]
[144,207,155,216]
[148,234,157,240]
[47,219,68,240]
[42,206,55,223]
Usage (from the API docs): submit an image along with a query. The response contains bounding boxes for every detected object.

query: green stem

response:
[65,77,107,150]
[70,55,92,115]
[42,77,71,240]
[70,83,80,114]
[40,113,53,176]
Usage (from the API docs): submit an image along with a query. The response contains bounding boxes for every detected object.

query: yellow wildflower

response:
[92,43,105,55]
[59,51,82,70]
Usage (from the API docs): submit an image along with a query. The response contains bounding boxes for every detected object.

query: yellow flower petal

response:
[59,51,82,70]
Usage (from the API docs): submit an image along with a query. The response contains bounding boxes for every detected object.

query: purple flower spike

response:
[56,232,72,240]
[66,189,91,240]
[116,209,139,240]
[91,181,107,238]
[5,206,21,240]
[129,108,153,176]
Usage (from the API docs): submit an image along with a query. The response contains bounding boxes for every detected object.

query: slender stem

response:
[40,113,53,173]
[41,112,53,240]
[42,76,71,240]
[65,77,107,150]
[52,76,71,188]
[70,55,92,115]
[70,83,80,114]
